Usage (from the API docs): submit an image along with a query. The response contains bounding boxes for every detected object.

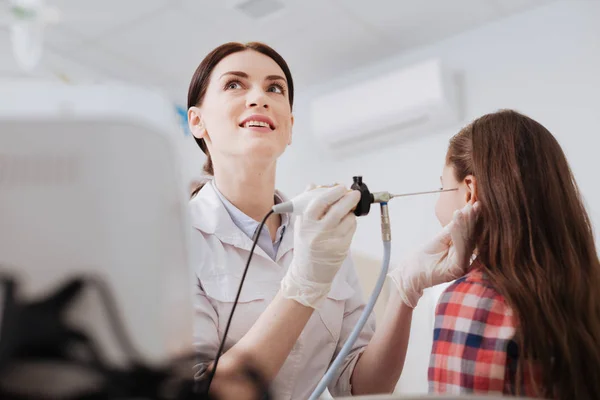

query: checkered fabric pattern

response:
[428,259,540,396]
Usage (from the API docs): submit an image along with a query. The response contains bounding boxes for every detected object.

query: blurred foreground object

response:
[0,83,231,398]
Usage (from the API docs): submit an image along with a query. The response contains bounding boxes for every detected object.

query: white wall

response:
[276,0,600,394]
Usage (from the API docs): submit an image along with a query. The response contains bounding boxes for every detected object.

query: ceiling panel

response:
[47,42,168,88]
[490,0,555,15]
[96,1,348,87]
[391,4,500,49]
[269,12,393,88]
[20,0,560,96]
[38,48,105,83]
[332,0,500,48]
[180,0,342,40]
[48,0,173,41]
[95,7,220,82]
[44,25,87,49]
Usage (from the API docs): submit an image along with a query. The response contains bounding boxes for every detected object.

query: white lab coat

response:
[189,182,376,399]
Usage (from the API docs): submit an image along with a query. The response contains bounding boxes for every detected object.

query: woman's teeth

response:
[244,121,271,128]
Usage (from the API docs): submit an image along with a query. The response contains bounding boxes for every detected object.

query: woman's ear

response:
[188,107,207,140]
[288,114,294,145]
[464,175,478,204]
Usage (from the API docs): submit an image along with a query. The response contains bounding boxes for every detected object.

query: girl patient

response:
[429,109,600,398]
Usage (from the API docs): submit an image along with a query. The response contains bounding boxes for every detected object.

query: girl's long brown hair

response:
[447,109,600,398]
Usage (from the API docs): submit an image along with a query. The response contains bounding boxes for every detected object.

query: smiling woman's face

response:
[190,49,294,164]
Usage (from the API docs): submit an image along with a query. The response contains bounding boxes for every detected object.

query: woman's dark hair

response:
[187,42,294,197]
[447,109,600,398]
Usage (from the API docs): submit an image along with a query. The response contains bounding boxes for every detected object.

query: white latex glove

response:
[389,201,481,308]
[281,185,361,309]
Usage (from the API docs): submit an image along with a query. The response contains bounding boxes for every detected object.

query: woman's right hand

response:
[281,185,361,309]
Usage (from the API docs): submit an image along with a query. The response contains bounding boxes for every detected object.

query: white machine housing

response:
[308,58,461,155]
[0,82,195,370]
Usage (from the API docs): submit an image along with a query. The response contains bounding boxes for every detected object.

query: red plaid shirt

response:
[429,260,541,396]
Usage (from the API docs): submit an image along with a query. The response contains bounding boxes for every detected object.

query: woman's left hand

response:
[388,201,481,308]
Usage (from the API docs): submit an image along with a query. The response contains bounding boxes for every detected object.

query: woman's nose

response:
[246,88,269,109]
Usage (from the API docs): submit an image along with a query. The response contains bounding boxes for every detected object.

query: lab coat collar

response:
[189,180,295,261]
[212,180,289,255]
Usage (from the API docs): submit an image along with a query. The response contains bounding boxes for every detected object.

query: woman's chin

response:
[242,138,286,159]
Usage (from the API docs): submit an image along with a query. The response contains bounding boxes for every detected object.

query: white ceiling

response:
[1,0,555,103]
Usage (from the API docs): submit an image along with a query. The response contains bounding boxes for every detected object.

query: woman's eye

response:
[267,84,284,94]
[225,81,242,90]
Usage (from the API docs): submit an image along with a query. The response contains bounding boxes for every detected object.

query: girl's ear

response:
[464,175,478,204]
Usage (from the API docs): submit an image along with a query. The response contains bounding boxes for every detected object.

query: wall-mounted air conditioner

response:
[308,59,461,155]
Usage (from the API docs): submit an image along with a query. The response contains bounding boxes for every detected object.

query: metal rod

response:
[390,188,458,199]
[380,203,391,242]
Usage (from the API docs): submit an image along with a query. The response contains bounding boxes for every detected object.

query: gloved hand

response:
[388,201,481,308]
[281,185,361,309]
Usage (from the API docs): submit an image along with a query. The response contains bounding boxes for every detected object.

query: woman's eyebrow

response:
[219,71,248,79]
[265,75,286,83]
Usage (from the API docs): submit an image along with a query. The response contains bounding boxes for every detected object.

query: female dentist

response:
[188,42,479,399]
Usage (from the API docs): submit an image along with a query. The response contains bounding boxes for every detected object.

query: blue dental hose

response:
[308,203,392,400]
